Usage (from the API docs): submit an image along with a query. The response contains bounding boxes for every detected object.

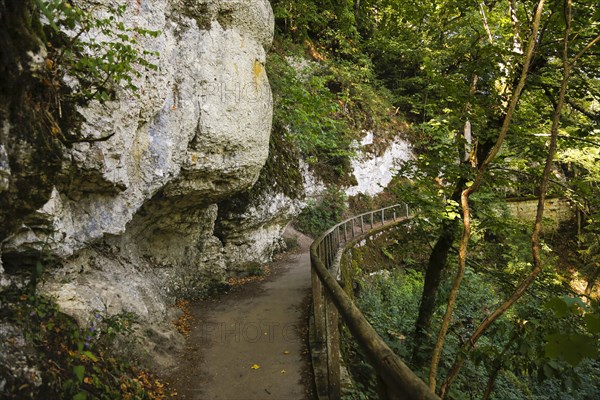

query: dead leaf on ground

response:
[172,300,193,337]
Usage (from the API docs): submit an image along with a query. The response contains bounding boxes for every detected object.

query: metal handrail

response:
[310,204,439,400]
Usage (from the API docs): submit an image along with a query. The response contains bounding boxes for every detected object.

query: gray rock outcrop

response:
[1,0,276,368]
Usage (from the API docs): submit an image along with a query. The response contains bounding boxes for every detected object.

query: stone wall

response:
[505,197,575,230]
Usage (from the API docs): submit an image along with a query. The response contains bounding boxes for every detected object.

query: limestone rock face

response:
[217,191,302,268]
[346,131,413,197]
[0,0,63,243]
[5,0,273,258]
[1,0,274,366]
[0,322,43,397]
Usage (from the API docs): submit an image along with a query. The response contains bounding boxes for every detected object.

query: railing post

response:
[335,227,339,250]
[331,234,336,265]
[381,209,385,225]
[320,242,326,268]
[344,222,348,242]
[330,235,335,266]
[311,267,326,347]
[370,212,374,229]
[325,235,333,269]
[325,293,341,400]
[324,236,328,267]
[360,215,364,233]
[329,235,332,266]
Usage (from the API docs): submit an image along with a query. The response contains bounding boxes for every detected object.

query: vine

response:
[32,0,159,141]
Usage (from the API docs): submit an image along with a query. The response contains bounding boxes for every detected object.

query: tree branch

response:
[439,1,572,395]
[542,83,600,121]
[428,1,547,394]
[566,98,600,121]
[572,33,600,65]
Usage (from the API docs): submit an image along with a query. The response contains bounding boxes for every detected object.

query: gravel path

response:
[168,227,315,400]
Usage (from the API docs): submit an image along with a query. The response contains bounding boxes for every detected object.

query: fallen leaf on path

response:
[172,300,193,337]
[251,364,261,370]
[227,265,271,286]
[280,369,286,374]
[283,351,290,355]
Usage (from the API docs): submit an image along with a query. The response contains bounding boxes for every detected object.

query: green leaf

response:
[73,365,85,383]
[542,363,555,379]
[545,333,598,367]
[73,392,87,400]
[82,351,98,362]
[584,313,600,335]
[35,260,43,277]
[545,296,585,318]
[546,297,569,317]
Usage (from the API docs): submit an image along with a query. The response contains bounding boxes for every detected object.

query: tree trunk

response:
[412,220,458,366]
[412,182,464,368]
[438,2,597,395]
[481,365,501,400]
[431,1,546,391]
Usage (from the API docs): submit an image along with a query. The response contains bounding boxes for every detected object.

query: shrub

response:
[295,188,347,237]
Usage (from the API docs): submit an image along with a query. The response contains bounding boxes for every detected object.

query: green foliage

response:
[271,0,600,398]
[267,48,352,176]
[544,296,599,367]
[283,235,300,252]
[1,287,170,399]
[342,222,599,399]
[295,187,347,237]
[267,7,401,182]
[558,135,600,289]
[358,269,424,358]
[34,0,159,104]
[271,0,357,43]
[356,268,599,399]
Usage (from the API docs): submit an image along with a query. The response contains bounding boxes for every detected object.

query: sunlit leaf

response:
[73,365,85,383]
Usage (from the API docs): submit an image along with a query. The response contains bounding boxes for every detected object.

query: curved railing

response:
[310,204,439,400]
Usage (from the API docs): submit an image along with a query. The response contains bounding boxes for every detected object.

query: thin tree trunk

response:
[482,331,518,400]
[412,72,478,368]
[412,218,459,367]
[439,1,585,396]
[428,0,547,392]
[481,365,501,400]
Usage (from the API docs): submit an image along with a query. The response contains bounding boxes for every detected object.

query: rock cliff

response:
[1,0,276,364]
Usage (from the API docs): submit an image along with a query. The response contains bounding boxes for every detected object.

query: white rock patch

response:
[346,135,412,197]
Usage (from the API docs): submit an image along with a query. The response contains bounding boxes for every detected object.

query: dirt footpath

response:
[168,228,315,400]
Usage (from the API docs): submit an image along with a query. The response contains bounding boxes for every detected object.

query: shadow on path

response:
[168,227,315,400]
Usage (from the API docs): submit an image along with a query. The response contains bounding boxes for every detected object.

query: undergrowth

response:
[0,286,174,399]
[341,225,600,400]
[294,187,347,237]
